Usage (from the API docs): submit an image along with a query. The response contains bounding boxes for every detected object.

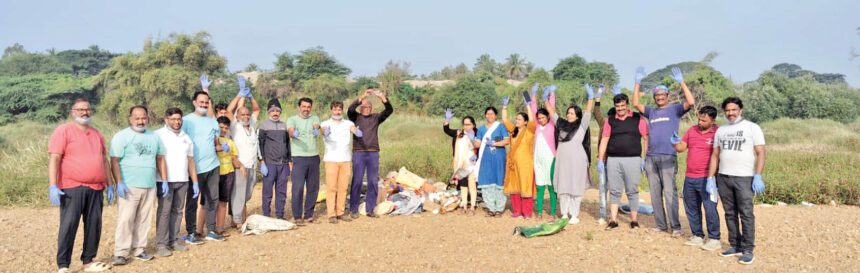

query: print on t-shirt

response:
[719,130,747,152]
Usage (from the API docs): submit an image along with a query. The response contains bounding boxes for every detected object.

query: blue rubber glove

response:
[530,83,540,98]
[117,182,130,199]
[596,83,605,99]
[312,128,320,137]
[221,143,230,153]
[106,184,115,205]
[585,84,595,100]
[49,184,65,206]
[597,160,605,174]
[541,87,551,102]
[671,67,684,84]
[635,66,646,84]
[200,74,212,90]
[323,127,331,137]
[160,181,169,195]
[260,163,269,177]
[486,138,496,147]
[548,85,557,94]
[469,155,478,162]
[641,159,646,172]
[752,175,765,195]
[612,84,622,95]
[464,130,475,140]
[292,129,300,138]
[445,108,454,122]
[501,96,510,107]
[706,177,717,195]
[237,75,247,91]
[192,182,200,198]
[354,127,363,138]
[670,131,682,145]
[239,87,251,98]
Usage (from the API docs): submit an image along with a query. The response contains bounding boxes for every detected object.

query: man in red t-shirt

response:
[48,98,113,272]
[672,106,721,252]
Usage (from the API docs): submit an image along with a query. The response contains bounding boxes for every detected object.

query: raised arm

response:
[632,67,646,113]
[671,67,695,111]
[226,96,241,122]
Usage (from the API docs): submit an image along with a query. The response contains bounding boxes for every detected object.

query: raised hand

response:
[48,184,65,206]
[635,67,646,85]
[501,96,510,107]
[541,86,551,102]
[585,84,595,100]
[238,75,247,91]
[200,74,212,91]
[530,83,540,98]
[612,83,622,95]
[671,67,684,84]
[445,108,454,123]
[670,131,682,145]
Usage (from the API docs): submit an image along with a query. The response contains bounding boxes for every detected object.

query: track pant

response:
[291,156,321,219]
[56,186,103,269]
[156,182,187,248]
[349,152,379,214]
[645,154,681,231]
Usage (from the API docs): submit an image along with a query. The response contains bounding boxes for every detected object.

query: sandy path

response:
[2,186,858,273]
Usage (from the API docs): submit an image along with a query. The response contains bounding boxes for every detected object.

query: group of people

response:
[442,67,766,265]
[48,66,767,273]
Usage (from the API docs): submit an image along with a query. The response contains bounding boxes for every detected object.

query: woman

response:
[552,84,595,224]
[501,95,537,219]
[474,105,510,217]
[442,108,479,214]
[532,85,558,220]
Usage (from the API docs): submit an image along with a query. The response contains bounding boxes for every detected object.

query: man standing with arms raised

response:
[49,98,113,273]
[347,88,393,218]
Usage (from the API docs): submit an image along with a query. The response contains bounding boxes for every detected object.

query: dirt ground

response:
[2,186,859,273]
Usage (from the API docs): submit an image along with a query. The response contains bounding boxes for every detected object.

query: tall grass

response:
[1,116,858,207]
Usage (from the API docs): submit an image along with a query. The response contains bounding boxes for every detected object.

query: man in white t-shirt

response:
[225,79,261,226]
[320,101,363,224]
[154,108,200,257]
[707,97,766,265]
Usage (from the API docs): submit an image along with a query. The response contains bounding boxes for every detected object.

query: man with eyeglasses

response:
[49,98,113,272]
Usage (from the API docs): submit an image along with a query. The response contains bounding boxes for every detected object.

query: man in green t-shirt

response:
[110,105,167,266]
[287,97,322,225]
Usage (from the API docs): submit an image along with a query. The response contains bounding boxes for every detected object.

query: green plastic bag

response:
[513,217,569,238]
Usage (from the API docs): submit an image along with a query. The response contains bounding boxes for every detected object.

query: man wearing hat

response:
[258,97,292,219]
[632,66,696,237]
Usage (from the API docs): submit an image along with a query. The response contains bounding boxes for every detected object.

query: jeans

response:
[683,177,720,239]
[718,174,756,252]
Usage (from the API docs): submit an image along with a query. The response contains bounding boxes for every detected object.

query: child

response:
[216,117,241,235]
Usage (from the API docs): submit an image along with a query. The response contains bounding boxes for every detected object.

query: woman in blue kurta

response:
[474,105,511,217]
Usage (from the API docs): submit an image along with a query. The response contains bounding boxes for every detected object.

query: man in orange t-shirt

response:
[48,98,113,272]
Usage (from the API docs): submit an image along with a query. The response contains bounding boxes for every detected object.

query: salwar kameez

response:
[503,119,536,217]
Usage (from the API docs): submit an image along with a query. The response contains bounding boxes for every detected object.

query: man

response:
[597,93,649,230]
[110,105,167,266]
[672,106,721,251]
[709,97,766,265]
[49,98,112,273]
[154,108,200,257]
[632,66,695,237]
[287,97,322,225]
[321,101,362,224]
[182,74,227,243]
[258,97,292,219]
[225,76,261,226]
[347,88,394,218]
[214,103,229,118]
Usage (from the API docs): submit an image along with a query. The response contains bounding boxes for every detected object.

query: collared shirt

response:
[155,127,194,182]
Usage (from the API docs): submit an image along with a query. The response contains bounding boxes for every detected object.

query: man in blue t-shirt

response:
[632,66,695,237]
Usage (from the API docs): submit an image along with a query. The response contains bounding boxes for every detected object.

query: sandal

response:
[83,262,111,272]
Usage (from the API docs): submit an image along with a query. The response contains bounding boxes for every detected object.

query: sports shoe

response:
[685,236,704,246]
[134,252,154,261]
[170,243,188,252]
[701,239,721,251]
[206,231,226,241]
[329,217,338,224]
[630,221,640,229]
[111,256,129,266]
[350,212,360,219]
[649,227,667,233]
[294,219,306,226]
[156,247,172,257]
[183,233,204,245]
[720,247,743,257]
[567,217,580,225]
[738,252,755,265]
[671,230,684,238]
[605,221,619,230]
[337,215,353,222]
[366,212,379,218]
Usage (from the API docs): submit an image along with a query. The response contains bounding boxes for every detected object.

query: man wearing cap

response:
[347,88,394,219]
[632,66,695,237]
[258,97,292,219]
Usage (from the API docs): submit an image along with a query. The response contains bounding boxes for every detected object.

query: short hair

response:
[128,105,148,116]
[192,91,209,101]
[698,106,718,119]
[536,108,550,118]
[217,116,231,126]
[165,107,183,117]
[330,101,344,110]
[485,106,498,116]
[298,97,313,106]
[721,97,744,110]
[214,103,228,112]
[613,93,629,105]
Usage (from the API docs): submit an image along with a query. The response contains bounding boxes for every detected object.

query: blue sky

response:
[2,0,858,86]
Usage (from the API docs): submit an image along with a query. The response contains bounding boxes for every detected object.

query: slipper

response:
[83,262,111,272]
[57,268,69,273]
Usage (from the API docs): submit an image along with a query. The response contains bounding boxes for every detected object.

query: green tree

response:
[299,74,351,112]
[503,53,528,80]
[552,54,618,85]
[95,32,227,123]
[377,60,412,104]
[474,54,500,77]
[54,45,118,77]
[245,63,259,72]
[0,74,95,125]
[429,72,498,119]
[292,46,351,81]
